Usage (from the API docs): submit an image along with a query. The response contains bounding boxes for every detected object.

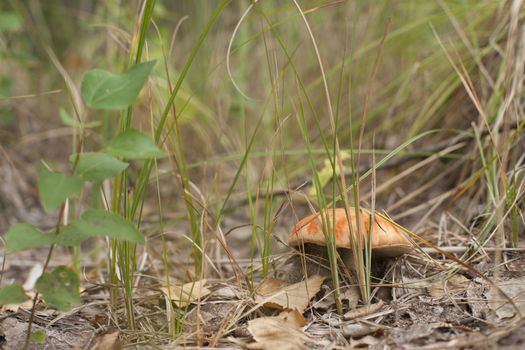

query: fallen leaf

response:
[255,275,324,313]
[349,335,381,346]
[313,285,359,310]
[255,277,289,295]
[343,300,384,320]
[393,277,430,297]
[212,284,239,299]
[343,286,360,309]
[278,309,307,328]
[427,274,470,298]
[247,311,309,350]
[343,323,382,338]
[183,302,240,336]
[160,279,210,308]
[90,331,121,350]
[466,281,486,319]
[486,276,525,321]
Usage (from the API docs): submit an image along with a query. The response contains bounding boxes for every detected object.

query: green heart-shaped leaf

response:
[72,152,128,182]
[73,209,144,244]
[6,223,56,252]
[37,167,82,212]
[0,284,29,305]
[53,225,91,247]
[6,223,89,252]
[35,267,80,311]
[81,60,155,110]
[106,128,167,160]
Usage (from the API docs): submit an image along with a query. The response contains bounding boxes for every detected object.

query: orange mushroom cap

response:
[289,208,413,257]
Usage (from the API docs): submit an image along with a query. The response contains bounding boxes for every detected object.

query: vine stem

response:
[23,205,65,350]
[23,131,83,350]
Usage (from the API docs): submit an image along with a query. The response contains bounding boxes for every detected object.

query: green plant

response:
[1,57,155,347]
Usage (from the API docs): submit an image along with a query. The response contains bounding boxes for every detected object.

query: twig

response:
[420,246,525,254]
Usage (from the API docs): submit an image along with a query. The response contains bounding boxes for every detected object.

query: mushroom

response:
[284,208,415,302]
[289,208,413,258]
[285,208,413,283]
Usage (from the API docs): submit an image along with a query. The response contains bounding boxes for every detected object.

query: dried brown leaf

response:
[343,300,384,320]
[487,276,525,321]
[278,309,307,328]
[212,284,239,299]
[90,331,121,350]
[255,275,324,313]
[313,284,359,310]
[349,335,381,346]
[160,279,210,307]
[343,323,382,338]
[247,311,309,350]
[255,277,289,295]
[427,274,470,298]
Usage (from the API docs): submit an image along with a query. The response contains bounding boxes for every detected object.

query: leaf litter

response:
[6,237,525,349]
[254,275,324,312]
[160,279,211,308]
[247,309,310,350]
